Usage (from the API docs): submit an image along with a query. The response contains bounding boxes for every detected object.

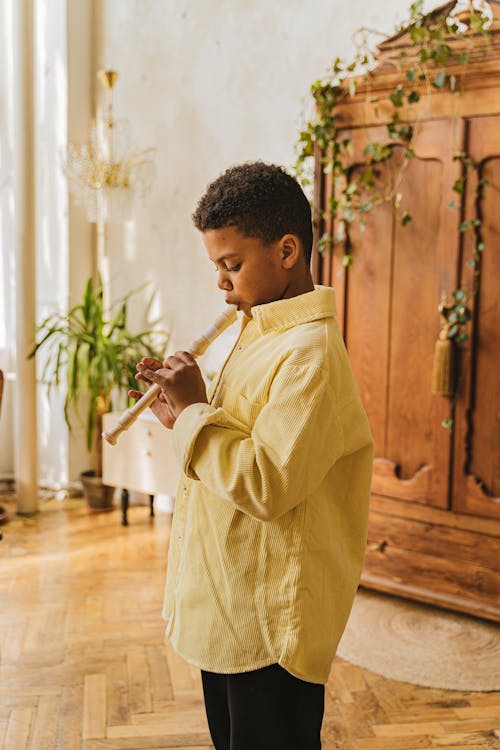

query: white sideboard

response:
[102,411,181,523]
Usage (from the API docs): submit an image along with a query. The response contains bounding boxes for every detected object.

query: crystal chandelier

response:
[62,70,155,223]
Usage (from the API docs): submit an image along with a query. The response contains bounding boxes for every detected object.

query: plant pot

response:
[80,470,115,512]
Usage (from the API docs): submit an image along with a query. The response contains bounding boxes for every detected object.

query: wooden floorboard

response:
[0,496,498,750]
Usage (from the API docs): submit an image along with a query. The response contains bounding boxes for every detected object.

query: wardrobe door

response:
[324,118,464,509]
[453,115,500,520]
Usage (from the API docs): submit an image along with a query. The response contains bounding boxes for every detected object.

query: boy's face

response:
[202,226,296,318]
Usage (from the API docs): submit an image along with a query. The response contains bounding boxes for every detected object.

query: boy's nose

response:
[217,271,233,291]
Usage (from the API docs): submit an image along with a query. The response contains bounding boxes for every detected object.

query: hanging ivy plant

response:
[295,0,493,354]
[295,0,492,255]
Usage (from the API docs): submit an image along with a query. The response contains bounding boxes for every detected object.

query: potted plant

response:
[30,277,167,510]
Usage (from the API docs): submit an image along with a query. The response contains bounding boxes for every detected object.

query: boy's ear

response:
[279,234,302,268]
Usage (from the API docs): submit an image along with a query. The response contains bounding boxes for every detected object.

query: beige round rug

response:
[337,588,500,691]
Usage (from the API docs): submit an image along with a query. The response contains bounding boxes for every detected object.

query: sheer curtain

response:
[0,0,19,481]
[0,0,72,489]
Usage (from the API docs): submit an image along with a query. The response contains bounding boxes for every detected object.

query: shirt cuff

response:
[172,402,221,479]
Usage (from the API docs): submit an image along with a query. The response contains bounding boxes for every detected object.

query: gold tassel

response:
[431,330,454,396]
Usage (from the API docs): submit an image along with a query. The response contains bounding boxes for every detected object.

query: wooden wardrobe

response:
[313,0,500,622]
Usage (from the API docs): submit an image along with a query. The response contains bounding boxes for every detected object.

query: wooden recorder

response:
[102,305,238,446]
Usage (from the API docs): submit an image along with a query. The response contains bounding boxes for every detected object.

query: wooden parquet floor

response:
[0,495,499,750]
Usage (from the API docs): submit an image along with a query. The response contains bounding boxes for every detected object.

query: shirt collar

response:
[250,285,336,335]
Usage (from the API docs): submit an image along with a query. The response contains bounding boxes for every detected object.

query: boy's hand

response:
[129,353,208,430]
[128,357,177,429]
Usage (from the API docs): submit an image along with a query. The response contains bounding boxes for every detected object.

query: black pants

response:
[201,663,325,750]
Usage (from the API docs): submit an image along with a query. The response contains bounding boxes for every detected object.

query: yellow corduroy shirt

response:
[163,285,374,684]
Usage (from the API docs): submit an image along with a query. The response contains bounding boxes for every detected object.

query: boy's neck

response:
[246,273,316,317]
[277,269,315,304]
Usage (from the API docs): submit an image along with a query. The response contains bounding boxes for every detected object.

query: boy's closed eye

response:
[213,262,241,273]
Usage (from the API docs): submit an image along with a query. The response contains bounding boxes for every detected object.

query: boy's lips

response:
[227,300,244,313]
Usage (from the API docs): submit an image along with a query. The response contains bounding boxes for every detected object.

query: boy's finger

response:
[139,367,175,387]
[128,389,142,401]
[163,351,196,370]
[137,357,162,370]
[172,351,197,366]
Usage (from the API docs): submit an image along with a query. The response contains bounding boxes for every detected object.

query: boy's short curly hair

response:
[192,161,313,264]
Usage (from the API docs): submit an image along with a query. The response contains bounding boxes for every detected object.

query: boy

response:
[130,162,374,750]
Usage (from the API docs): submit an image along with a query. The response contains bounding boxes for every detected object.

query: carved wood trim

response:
[463,474,500,519]
[371,458,432,501]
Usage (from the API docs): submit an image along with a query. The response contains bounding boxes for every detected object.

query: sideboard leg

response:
[121,489,129,527]
[149,494,155,518]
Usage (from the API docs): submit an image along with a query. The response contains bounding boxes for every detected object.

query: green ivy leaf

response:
[410,0,424,16]
[433,69,447,88]
[470,11,488,31]
[401,210,412,226]
[407,90,420,103]
[406,69,416,82]
[359,201,373,213]
[410,26,428,43]
[433,44,451,65]
[405,148,415,159]
[318,233,332,254]
[389,85,405,107]
[477,242,486,251]
[457,52,469,64]
[419,48,429,63]
[459,221,469,232]
[363,142,392,162]
[342,254,353,267]
[331,57,343,74]
[453,178,465,194]
[447,200,457,209]
[361,167,375,188]
[441,419,454,430]
[452,289,466,301]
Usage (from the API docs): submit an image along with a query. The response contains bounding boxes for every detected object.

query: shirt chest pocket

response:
[213,383,265,431]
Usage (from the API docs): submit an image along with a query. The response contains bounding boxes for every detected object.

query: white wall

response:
[99,0,432,353]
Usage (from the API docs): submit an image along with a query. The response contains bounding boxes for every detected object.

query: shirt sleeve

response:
[172,361,345,521]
